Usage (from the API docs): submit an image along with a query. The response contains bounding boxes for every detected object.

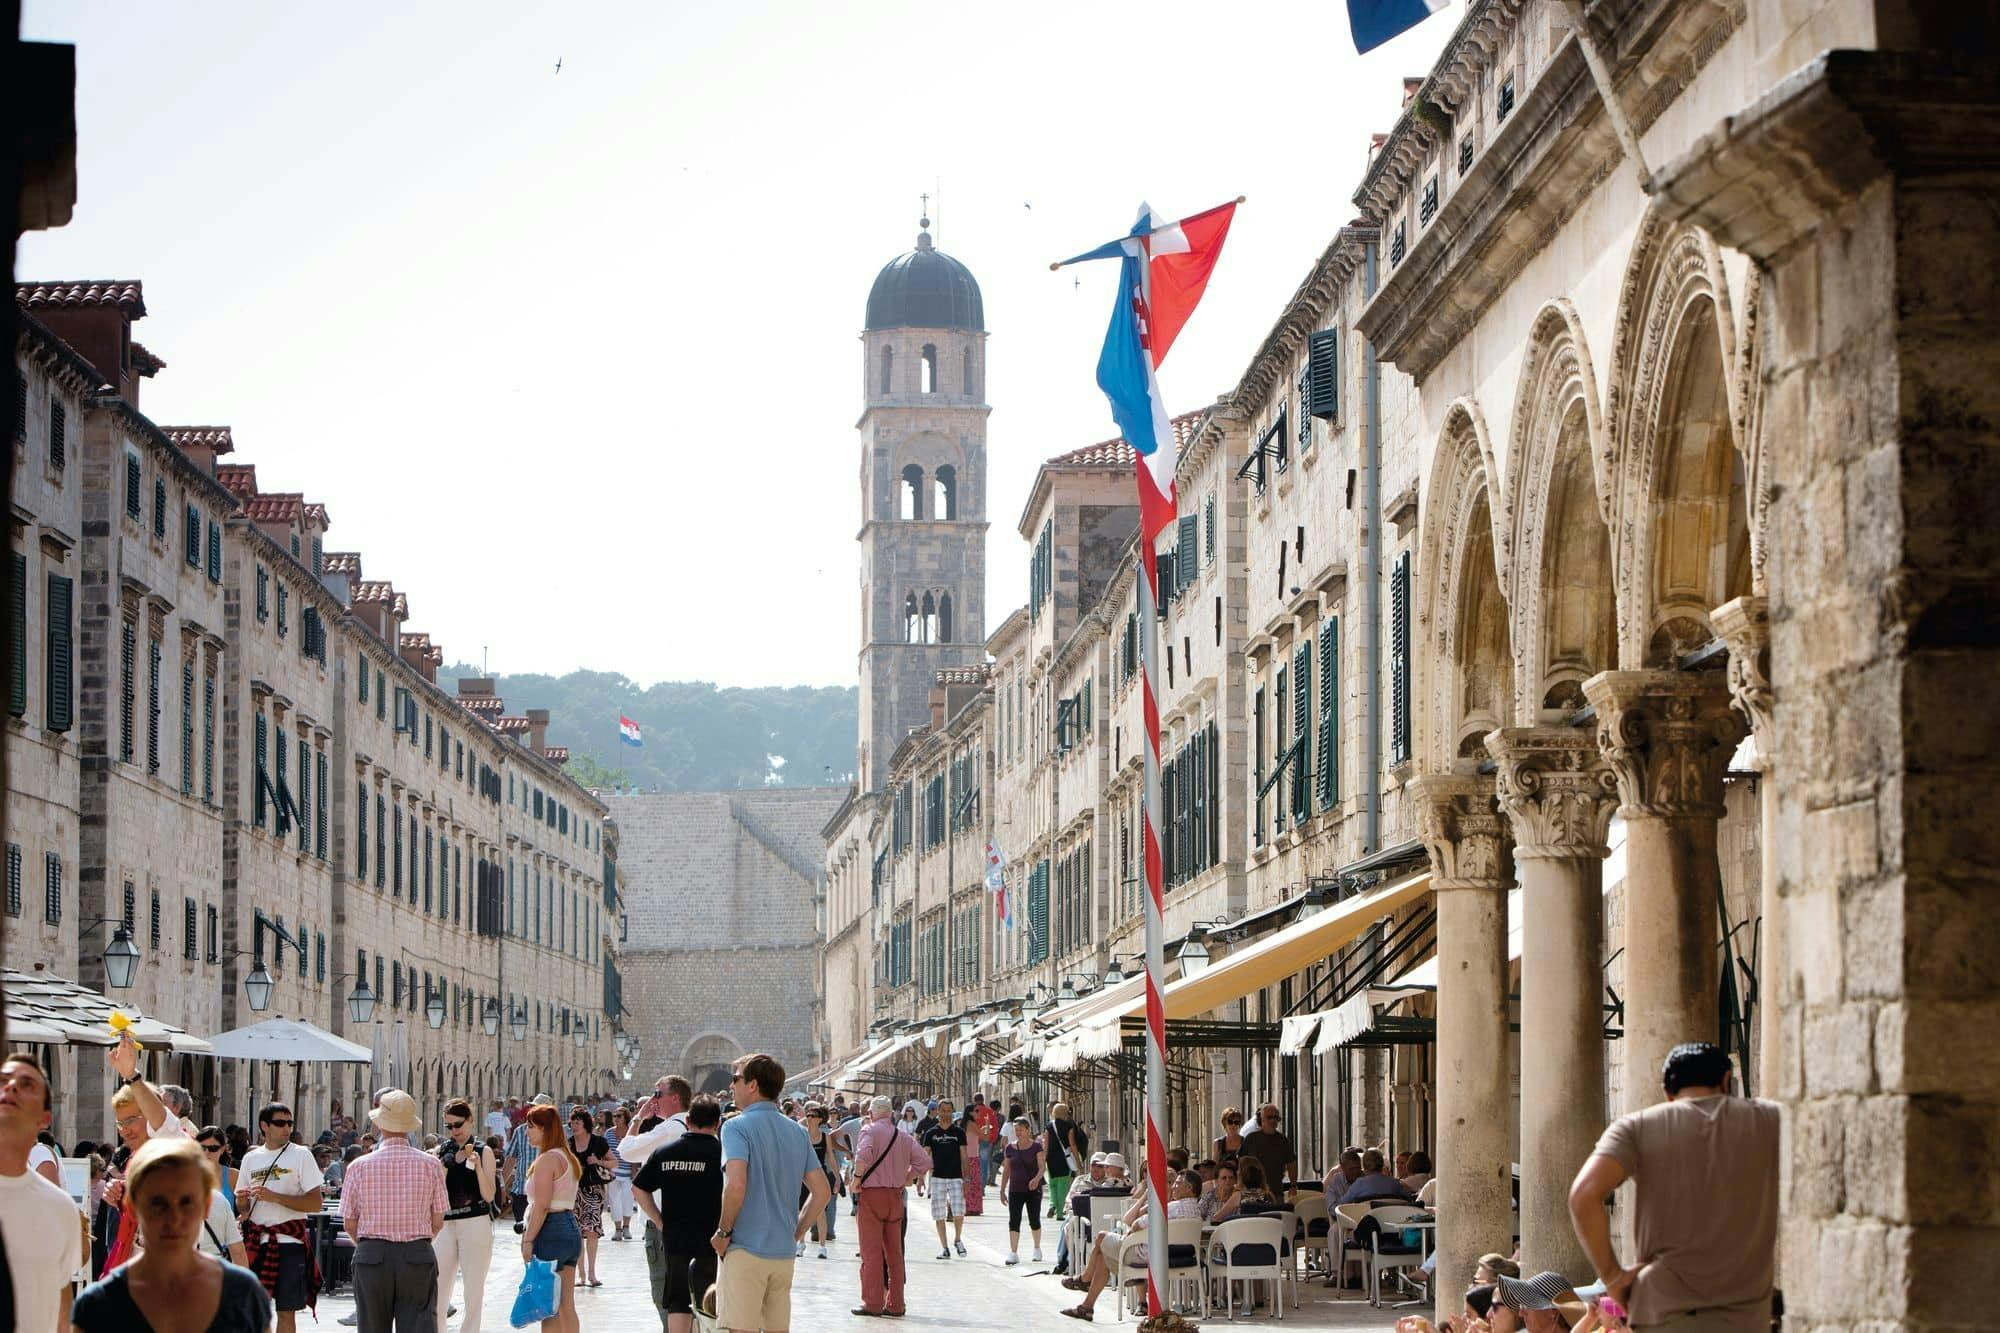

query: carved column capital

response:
[1484,726,1619,860]
[1410,773,1512,890]
[1582,670,1748,819]
[1710,595,1774,743]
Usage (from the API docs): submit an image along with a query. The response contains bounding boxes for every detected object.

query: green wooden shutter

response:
[1316,617,1339,810]
[45,574,73,732]
[1293,640,1313,821]
[153,478,166,537]
[8,553,25,717]
[1308,328,1341,420]
[1391,551,1412,765]
[315,751,328,859]
[1177,514,1198,585]
[206,521,221,582]
[254,713,268,828]
[185,504,201,566]
[125,455,142,518]
[180,658,195,795]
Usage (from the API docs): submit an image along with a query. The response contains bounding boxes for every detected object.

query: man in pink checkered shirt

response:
[341,1089,447,1331]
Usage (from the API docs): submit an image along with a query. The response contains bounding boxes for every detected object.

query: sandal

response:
[1061,1306,1094,1321]
[1061,1277,1089,1291]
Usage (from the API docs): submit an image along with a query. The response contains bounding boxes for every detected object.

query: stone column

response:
[1485,727,1620,1277]
[1412,774,1513,1302]
[1711,596,1776,1096]
[1583,671,1746,1111]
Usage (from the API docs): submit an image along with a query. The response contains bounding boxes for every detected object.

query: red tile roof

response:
[399,632,433,650]
[392,593,408,620]
[303,502,329,527]
[164,427,234,456]
[1045,410,1205,469]
[243,493,302,523]
[216,464,258,498]
[353,581,397,604]
[16,281,146,316]
[322,552,362,576]
[130,342,166,376]
[543,747,570,763]
[459,696,505,717]
[496,716,532,735]
[934,665,992,686]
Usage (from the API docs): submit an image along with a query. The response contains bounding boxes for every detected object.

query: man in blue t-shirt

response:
[712,1054,830,1332]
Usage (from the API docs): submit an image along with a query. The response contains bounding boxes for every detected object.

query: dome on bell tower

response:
[865,218,984,332]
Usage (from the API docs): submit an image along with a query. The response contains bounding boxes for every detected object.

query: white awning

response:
[4,967,212,1052]
[1314,986,1433,1052]
[204,1017,372,1064]
[835,1031,920,1088]
[1278,1013,1322,1055]
[948,1012,1004,1056]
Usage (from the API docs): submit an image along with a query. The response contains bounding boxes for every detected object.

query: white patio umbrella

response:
[203,1018,373,1064]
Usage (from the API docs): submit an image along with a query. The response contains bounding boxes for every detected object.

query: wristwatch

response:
[714,1227,733,1239]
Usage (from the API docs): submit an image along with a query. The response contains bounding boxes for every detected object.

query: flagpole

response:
[1138,546,1168,1320]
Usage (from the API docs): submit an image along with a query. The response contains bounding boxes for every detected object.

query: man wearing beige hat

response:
[341,1088,448,1332]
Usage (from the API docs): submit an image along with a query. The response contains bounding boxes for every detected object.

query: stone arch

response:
[1605,211,1748,664]
[1505,299,1619,719]
[683,1032,742,1095]
[1416,398,1513,771]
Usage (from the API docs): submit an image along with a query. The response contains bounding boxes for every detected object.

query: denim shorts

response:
[534,1211,583,1269]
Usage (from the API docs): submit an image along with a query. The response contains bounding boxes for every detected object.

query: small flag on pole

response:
[618,715,643,747]
[985,839,1011,929]
[1348,0,1451,53]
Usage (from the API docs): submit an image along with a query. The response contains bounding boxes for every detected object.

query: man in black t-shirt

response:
[919,1098,970,1258]
[632,1096,725,1333]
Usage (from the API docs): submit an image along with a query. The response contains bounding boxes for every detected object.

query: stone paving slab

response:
[317,1196,1413,1331]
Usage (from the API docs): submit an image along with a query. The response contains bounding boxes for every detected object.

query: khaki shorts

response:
[717,1248,795,1329]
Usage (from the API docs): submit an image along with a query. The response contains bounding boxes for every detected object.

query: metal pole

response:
[1138,553,1168,1319]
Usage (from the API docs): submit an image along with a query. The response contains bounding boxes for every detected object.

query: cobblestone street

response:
[317,1199,1410,1331]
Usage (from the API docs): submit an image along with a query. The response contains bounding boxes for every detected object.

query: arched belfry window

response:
[922,592,939,643]
[879,345,895,396]
[900,464,924,520]
[921,344,938,395]
[933,464,957,521]
[938,591,955,643]
[904,592,922,643]
[963,347,978,399]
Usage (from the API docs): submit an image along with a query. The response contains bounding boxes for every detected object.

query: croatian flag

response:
[618,715,643,748]
[1058,199,1239,545]
[1348,0,1451,53]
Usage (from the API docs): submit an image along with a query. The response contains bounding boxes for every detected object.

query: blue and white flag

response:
[1349,0,1451,53]
[618,715,642,748]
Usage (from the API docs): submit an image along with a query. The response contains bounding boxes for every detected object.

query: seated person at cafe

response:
[1210,1155,1282,1224]
[1060,1170,1204,1322]
[1323,1147,1364,1199]
[1053,1152,1133,1274]
[1336,1148,1416,1204]
[1199,1159,1238,1221]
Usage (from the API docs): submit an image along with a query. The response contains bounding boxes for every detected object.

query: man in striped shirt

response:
[505,1093,554,1223]
[341,1089,446,1332]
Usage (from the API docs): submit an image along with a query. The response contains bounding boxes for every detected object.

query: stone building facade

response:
[8,282,617,1139]
[816,3,1999,1323]
[608,789,844,1094]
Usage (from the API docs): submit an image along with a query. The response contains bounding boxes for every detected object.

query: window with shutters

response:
[206,904,219,962]
[1298,366,1314,453]
[1459,136,1475,175]
[299,925,308,979]
[1391,220,1407,267]
[424,828,434,912]
[1027,859,1051,965]
[296,730,310,850]
[4,843,19,916]
[182,897,198,961]
[272,727,293,836]
[203,673,215,802]
[48,399,65,471]
[1203,493,1217,566]
[119,619,136,761]
[149,890,161,951]
[122,882,136,931]
[1274,666,1289,832]
[206,522,221,583]
[1291,641,1313,824]
[1390,550,1413,764]
[315,750,328,859]
[316,934,325,982]
[7,553,24,718]
[1273,405,1291,474]
[393,687,412,733]
[43,852,61,923]
[276,584,287,637]
[375,792,387,888]
[1251,686,1266,848]
[1497,72,1516,121]
[1420,175,1439,226]
[1307,328,1341,423]
[180,658,195,795]
[185,504,201,567]
[424,712,432,758]
[311,538,322,578]
[1315,618,1340,810]
[1177,513,1198,587]
[45,573,73,732]
[356,781,368,879]
[256,566,268,621]
[376,667,386,720]
[358,652,369,702]
[125,454,143,519]
[254,712,269,828]
[155,478,168,537]
[146,637,162,774]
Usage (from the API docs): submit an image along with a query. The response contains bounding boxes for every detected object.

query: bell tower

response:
[855,211,989,790]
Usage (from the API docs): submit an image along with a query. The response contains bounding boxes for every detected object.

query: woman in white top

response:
[518,1105,582,1333]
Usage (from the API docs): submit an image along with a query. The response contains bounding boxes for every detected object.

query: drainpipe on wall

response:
[1360,239,1383,856]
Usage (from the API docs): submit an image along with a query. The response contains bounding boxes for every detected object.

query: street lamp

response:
[1056,977,1078,1003]
[573,1018,588,1049]
[424,984,447,1030]
[102,925,141,990]
[482,998,501,1037]
[243,961,275,1012]
[1102,954,1141,986]
[346,975,377,1025]
[509,1003,528,1043]
[957,1014,977,1038]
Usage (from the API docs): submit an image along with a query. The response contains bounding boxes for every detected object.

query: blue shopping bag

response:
[510,1258,560,1328]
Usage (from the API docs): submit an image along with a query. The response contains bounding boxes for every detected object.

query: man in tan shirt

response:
[1568,1042,1779,1332]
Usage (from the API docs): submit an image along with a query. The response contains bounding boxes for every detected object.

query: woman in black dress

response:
[71,1136,273,1333]
[566,1110,612,1288]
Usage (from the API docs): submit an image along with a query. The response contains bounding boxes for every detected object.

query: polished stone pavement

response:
[317,1196,1413,1330]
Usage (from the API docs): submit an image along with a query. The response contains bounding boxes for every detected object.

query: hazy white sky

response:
[20,1,1451,688]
